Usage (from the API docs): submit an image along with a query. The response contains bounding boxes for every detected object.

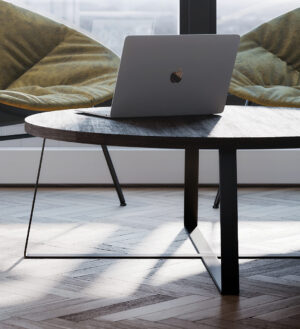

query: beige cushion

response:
[229,8,300,107]
[0,0,120,111]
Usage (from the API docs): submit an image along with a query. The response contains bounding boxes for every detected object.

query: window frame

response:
[180,0,216,34]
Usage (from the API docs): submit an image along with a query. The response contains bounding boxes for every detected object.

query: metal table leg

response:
[101,145,126,206]
[185,147,239,295]
[219,147,239,294]
[24,142,202,261]
[24,145,239,295]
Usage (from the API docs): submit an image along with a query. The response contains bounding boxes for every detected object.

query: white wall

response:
[1,147,300,185]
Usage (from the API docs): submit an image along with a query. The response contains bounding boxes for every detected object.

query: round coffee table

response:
[25,105,300,295]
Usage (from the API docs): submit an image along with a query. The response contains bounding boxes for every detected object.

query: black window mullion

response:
[180,0,216,34]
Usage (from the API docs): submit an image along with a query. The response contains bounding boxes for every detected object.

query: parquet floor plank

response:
[97,295,207,321]
[61,294,173,322]
[0,187,299,329]
[237,317,300,329]
[159,318,218,329]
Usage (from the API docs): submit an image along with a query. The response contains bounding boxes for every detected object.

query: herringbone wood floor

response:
[0,187,300,329]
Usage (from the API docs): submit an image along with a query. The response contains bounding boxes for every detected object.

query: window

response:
[6,0,179,56]
[180,0,216,34]
[217,0,299,35]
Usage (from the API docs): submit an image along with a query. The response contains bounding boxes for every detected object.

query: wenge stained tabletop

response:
[25,106,300,149]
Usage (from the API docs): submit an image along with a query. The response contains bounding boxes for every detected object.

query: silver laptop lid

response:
[111,34,240,118]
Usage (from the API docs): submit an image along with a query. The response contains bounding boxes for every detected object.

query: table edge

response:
[25,121,300,150]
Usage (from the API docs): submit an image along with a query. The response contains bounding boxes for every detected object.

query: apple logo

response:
[170,69,183,83]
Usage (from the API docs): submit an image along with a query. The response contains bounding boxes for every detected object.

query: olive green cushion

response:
[229,8,300,107]
[0,0,119,111]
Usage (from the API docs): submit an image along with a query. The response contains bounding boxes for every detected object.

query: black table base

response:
[24,144,300,295]
[184,147,239,295]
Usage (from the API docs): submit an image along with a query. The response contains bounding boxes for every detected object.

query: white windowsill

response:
[0,147,299,184]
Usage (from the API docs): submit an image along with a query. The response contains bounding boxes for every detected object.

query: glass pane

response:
[6,0,179,55]
[218,0,299,35]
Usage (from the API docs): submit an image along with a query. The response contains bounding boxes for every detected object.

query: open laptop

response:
[78,34,240,119]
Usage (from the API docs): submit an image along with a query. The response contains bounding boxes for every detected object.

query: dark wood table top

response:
[25,106,300,149]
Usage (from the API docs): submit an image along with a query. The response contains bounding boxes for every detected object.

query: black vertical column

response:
[219,147,239,294]
[180,0,216,35]
[184,147,199,233]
